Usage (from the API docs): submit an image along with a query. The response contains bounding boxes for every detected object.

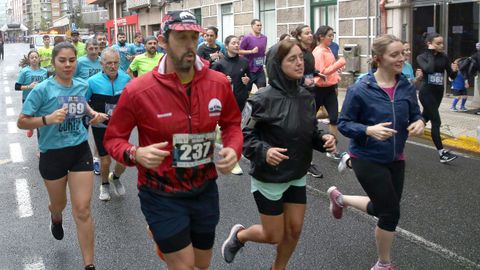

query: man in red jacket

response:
[104,10,243,269]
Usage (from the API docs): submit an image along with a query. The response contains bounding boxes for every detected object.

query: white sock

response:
[438,149,445,155]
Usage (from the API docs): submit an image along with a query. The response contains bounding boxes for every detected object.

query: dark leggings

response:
[351,158,405,232]
[0,49,4,60]
[419,86,444,150]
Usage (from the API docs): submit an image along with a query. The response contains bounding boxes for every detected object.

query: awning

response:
[0,24,29,31]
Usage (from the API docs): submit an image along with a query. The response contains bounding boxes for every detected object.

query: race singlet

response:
[172,132,216,168]
[57,96,87,118]
[427,72,444,86]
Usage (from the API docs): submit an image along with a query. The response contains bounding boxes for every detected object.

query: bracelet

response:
[42,116,47,126]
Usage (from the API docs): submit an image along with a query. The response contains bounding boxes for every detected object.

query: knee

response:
[264,230,283,244]
[284,223,303,242]
[377,207,400,232]
[72,205,92,222]
[100,156,111,168]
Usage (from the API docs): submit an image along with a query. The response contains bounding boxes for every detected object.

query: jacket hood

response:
[266,43,300,95]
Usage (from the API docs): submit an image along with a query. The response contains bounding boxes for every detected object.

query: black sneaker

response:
[221,224,245,263]
[85,264,96,270]
[50,217,64,240]
[307,164,323,178]
[440,150,457,164]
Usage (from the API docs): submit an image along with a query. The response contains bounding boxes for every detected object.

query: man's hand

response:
[322,134,336,152]
[46,107,67,124]
[266,147,289,166]
[136,142,170,169]
[366,122,397,141]
[407,119,425,137]
[251,47,259,54]
[215,147,238,174]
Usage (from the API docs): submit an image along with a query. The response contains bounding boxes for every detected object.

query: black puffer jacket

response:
[243,43,328,183]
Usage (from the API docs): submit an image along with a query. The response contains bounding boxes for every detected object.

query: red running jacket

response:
[104,55,243,197]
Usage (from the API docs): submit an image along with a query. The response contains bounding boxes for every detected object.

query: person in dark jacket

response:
[197,26,224,67]
[212,35,251,111]
[212,35,251,175]
[221,39,336,269]
[328,35,425,270]
[293,24,324,179]
[416,32,458,163]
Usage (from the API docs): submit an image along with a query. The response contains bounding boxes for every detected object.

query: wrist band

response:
[42,116,47,126]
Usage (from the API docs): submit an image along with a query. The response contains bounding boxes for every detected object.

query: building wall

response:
[0,0,9,26]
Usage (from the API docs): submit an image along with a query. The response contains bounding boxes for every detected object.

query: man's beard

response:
[170,51,195,73]
[119,40,126,45]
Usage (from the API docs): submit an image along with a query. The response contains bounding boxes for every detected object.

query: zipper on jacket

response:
[391,82,400,161]
[186,86,192,133]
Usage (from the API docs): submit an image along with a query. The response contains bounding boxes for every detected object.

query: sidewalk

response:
[337,88,480,155]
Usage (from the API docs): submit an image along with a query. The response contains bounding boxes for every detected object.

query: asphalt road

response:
[1,43,479,270]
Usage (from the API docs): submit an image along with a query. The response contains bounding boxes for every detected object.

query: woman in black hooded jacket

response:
[221,39,336,269]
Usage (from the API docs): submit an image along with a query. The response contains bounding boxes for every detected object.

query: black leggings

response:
[419,86,444,150]
[351,158,405,232]
[0,49,4,60]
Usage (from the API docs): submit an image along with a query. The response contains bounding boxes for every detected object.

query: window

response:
[311,0,337,35]
[193,8,202,26]
[221,3,234,42]
[259,0,275,48]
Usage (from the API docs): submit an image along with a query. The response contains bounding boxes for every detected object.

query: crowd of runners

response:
[11,8,480,270]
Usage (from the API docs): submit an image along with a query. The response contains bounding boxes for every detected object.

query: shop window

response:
[221,3,234,42]
[259,0,275,48]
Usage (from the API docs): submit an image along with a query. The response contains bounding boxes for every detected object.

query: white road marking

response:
[15,179,33,218]
[3,80,8,85]
[406,140,478,160]
[10,143,24,163]
[6,96,12,104]
[23,257,45,270]
[4,86,10,92]
[306,185,480,269]
[8,122,18,133]
[6,107,14,116]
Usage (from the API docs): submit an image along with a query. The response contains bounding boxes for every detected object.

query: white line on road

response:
[8,122,18,133]
[15,179,33,218]
[3,81,8,85]
[10,143,24,163]
[4,86,10,92]
[6,107,14,116]
[5,96,12,104]
[306,185,480,270]
[406,140,478,160]
[6,107,15,116]
[23,257,45,270]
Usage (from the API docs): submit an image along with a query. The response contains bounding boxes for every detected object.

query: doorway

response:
[412,1,480,95]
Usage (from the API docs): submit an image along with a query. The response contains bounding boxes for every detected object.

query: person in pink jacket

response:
[312,25,346,159]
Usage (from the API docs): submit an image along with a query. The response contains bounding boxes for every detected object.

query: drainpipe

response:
[379,0,387,34]
[367,0,371,59]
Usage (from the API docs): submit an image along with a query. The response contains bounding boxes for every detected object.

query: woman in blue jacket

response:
[327,35,425,270]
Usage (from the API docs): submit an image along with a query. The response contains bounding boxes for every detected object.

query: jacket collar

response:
[152,54,208,87]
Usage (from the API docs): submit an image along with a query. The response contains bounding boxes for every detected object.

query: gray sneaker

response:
[221,224,245,263]
[99,183,111,201]
[108,172,125,196]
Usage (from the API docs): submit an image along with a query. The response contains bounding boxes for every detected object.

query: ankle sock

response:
[336,195,344,207]
[438,149,445,156]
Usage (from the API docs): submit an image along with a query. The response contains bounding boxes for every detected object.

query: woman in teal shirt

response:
[17,42,107,270]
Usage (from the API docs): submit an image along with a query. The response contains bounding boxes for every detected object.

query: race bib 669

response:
[57,96,87,119]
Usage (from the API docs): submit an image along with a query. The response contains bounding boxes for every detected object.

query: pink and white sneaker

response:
[371,261,396,270]
[327,186,344,219]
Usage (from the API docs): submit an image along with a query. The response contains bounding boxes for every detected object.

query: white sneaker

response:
[326,152,342,160]
[99,184,111,201]
[338,153,351,173]
[231,163,243,175]
[109,172,126,196]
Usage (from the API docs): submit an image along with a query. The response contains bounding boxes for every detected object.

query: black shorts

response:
[91,127,108,157]
[313,85,339,125]
[139,181,220,253]
[253,185,307,216]
[39,141,93,180]
[452,89,467,96]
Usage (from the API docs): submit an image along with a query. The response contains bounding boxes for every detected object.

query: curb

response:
[421,129,480,154]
